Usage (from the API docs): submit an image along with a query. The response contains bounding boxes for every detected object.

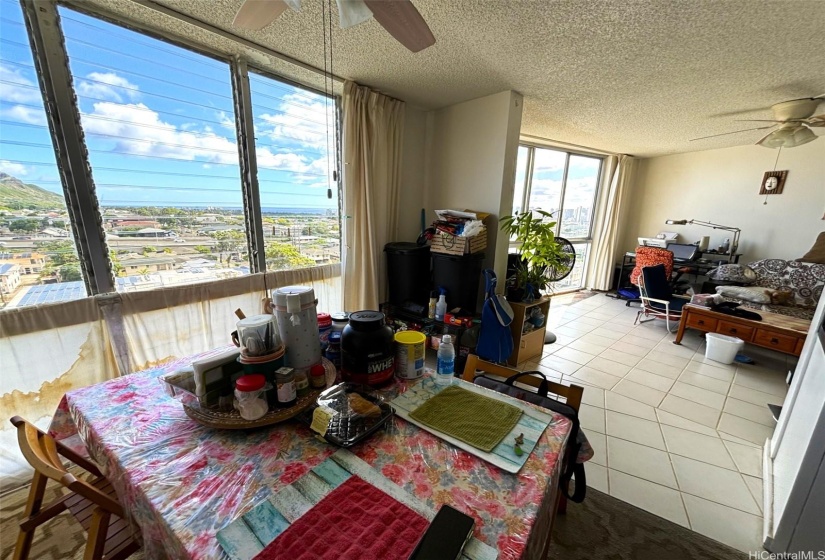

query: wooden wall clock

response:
[760,170,788,195]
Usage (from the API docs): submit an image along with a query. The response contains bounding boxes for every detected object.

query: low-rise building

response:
[0,252,47,274]
[0,263,21,294]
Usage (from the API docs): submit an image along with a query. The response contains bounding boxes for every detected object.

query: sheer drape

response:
[341,80,405,311]
[588,155,637,290]
[0,265,341,489]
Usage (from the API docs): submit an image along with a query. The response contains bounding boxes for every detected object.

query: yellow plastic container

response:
[394,330,427,380]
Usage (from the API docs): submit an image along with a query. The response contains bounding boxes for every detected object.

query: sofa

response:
[715,259,825,321]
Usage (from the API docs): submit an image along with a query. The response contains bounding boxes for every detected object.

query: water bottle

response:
[436,334,455,385]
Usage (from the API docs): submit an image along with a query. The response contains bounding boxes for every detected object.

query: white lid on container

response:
[237,314,275,329]
[272,286,316,308]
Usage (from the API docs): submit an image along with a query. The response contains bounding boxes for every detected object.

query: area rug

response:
[549,487,746,560]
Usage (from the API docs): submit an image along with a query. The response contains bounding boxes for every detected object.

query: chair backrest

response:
[461,354,583,412]
[639,263,673,302]
[630,246,673,286]
[10,416,123,516]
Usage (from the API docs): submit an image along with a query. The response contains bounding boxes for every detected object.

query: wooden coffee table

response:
[674,304,810,357]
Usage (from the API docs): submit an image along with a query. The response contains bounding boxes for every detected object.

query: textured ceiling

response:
[75,0,825,157]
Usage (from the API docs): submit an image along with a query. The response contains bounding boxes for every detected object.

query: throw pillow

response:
[716,285,772,304]
[706,264,757,284]
[798,232,825,264]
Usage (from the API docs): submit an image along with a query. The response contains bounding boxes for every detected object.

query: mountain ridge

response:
[0,172,63,210]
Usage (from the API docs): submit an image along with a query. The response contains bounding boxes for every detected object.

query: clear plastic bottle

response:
[434,290,447,322]
[436,334,455,385]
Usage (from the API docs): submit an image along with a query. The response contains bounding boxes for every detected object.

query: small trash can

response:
[705,333,744,365]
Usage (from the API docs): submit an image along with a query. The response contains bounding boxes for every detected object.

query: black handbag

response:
[474,370,587,503]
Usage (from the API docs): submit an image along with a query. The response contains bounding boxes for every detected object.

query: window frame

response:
[516,142,604,243]
[512,142,604,291]
[8,0,342,306]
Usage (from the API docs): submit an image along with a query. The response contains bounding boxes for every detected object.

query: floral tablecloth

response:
[50,350,581,560]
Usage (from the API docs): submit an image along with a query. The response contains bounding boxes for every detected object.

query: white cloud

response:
[76,72,140,102]
[1,103,46,125]
[0,64,41,104]
[0,160,29,176]
[80,101,240,164]
[257,93,334,151]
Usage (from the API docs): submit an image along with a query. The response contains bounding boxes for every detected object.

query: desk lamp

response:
[665,219,741,257]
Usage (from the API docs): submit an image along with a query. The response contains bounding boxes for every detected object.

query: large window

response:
[248,70,340,270]
[0,0,85,308]
[512,145,603,291]
[0,3,340,308]
[60,7,251,292]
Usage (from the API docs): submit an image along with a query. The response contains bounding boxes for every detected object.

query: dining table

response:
[49,348,591,560]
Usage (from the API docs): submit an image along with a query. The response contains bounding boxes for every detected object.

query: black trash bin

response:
[432,252,485,314]
[384,242,431,308]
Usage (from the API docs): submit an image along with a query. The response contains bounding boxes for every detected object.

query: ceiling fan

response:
[691,96,825,148]
[232,0,436,53]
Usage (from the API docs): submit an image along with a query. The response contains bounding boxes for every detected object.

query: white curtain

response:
[0,265,341,490]
[588,155,637,290]
[341,80,405,311]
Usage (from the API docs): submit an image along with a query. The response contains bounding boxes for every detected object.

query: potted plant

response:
[500,210,567,302]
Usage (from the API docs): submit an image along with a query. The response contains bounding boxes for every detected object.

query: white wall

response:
[396,105,429,243]
[620,141,825,264]
[425,90,524,281]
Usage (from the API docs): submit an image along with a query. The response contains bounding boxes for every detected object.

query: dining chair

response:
[10,416,140,560]
[461,354,584,517]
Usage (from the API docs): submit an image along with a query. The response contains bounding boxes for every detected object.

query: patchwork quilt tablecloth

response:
[50,351,580,560]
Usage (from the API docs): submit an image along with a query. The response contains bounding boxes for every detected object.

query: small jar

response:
[294,367,310,398]
[274,367,297,408]
[234,374,269,421]
[325,331,342,371]
[318,313,332,351]
[310,363,327,389]
[330,312,349,334]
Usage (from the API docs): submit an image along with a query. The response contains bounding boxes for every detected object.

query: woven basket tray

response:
[183,358,337,430]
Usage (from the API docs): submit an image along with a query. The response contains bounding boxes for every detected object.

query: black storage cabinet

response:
[384,242,431,307]
[431,252,485,314]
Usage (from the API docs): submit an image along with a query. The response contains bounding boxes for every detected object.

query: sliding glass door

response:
[512,145,603,291]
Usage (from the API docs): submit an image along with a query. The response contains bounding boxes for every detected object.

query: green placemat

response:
[408,386,522,452]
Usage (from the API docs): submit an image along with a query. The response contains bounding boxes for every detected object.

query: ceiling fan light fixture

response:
[758,125,817,149]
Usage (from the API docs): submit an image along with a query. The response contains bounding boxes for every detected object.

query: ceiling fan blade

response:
[805,114,825,127]
[690,126,775,142]
[336,0,373,28]
[363,0,435,53]
[233,0,289,30]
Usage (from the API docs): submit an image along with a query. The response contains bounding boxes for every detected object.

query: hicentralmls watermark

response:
[749,552,825,560]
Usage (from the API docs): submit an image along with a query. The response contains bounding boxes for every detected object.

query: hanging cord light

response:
[321,0,335,200]
[764,146,782,205]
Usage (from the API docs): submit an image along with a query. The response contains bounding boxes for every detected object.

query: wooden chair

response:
[461,354,584,517]
[10,416,140,560]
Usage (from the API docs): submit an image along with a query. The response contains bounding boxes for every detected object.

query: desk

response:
[50,351,579,560]
[617,251,742,293]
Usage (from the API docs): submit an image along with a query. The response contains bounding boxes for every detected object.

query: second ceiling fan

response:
[232,0,436,53]
[692,96,825,149]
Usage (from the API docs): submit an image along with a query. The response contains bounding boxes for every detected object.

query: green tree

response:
[163,247,173,254]
[265,242,315,271]
[35,240,78,267]
[9,219,39,233]
[194,245,211,255]
[211,230,245,265]
[109,250,124,277]
[137,267,151,276]
[142,246,158,256]
[57,264,82,282]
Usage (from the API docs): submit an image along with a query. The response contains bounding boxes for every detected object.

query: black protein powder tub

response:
[341,311,396,387]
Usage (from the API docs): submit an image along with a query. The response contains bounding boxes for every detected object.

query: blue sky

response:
[0,1,338,212]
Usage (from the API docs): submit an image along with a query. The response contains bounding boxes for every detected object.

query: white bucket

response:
[705,333,744,365]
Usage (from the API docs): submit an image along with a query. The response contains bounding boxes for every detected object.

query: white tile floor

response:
[518,292,798,554]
